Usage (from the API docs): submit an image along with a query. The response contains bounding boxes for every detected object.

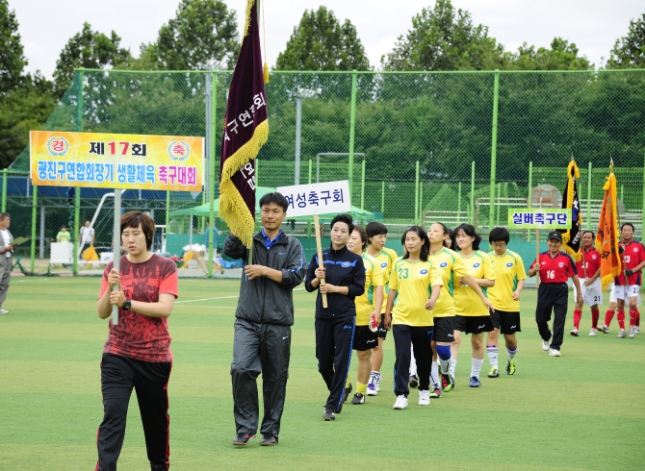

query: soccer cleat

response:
[351,393,365,405]
[628,326,636,338]
[469,376,481,388]
[366,382,378,396]
[617,329,626,338]
[409,374,419,388]
[441,373,455,392]
[343,382,352,402]
[322,407,336,421]
[260,434,278,446]
[232,433,256,446]
[570,328,579,337]
[549,348,561,357]
[0,309,7,315]
[488,367,499,378]
[506,359,516,375]
[589,328,597,336]
[393,395,408,410]
[541,339,551,351]
[598,324,610,334]
[418,390,430,406]
[430,388,442,398]
[635,326,641,334]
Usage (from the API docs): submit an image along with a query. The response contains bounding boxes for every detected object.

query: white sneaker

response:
[393,395,408,410]
[418,390,430,406]
[541,339,551,351]
[549,349,561,357]
[366,382,378,396]
[570,328,579,337]
[617,329,626,338]
[598,324,610,334]
[0,308,7,315]
[628,326,636,338]
[635,326,641,334]
[589,328,597,336]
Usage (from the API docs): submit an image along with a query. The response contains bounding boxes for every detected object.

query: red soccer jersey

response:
[99,254,179,362]
[577,247,601,279]
[532,251,577,284]
[615,241,645,286]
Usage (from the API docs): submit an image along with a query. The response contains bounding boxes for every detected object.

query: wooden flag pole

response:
[111,189,121,325]
[314,213,328,308]
[535,196,542,289]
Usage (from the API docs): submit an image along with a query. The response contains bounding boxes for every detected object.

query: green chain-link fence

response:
[6,68,645,277]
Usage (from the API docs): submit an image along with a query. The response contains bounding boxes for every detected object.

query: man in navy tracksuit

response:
[305,214,365,421]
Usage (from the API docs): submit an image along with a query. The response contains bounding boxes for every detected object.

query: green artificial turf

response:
[1,276,644,470]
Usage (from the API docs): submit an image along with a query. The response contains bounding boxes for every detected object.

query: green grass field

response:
[1,276,644,470]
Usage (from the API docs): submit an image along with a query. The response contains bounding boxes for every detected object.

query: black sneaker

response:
[260,434,278,446]
[409,374,419,388]
[232,433,256,446]
[343,382,353,402]
[322,407,336,421]
[351,392,365,404]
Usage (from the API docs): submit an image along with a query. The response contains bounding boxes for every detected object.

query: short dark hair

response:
[331,213,354,233]
[454,223,482,250]
[582,230,595,238]
[430,221,449,236]
[365,221,388,239]
[621,223,635,231]
[489,227,510,244]
[353,225,367,251]
[443,228,456,250]
[401,225,430,261]
[259,192,289,212]
[0,212,9,220]
[121,211,155,250]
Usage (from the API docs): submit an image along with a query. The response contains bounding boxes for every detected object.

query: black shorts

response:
[353,325,378,351]
[454,315,494,334]
[490,309,521,334]
[433,317,456,343]
[376,313,389,339]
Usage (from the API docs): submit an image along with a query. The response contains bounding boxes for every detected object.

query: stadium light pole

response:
[294,88,320,185]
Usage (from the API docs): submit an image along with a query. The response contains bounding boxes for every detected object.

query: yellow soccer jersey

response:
[429,247,469,318]
[487,250,526,312]
[389,258,443,327]
[355,254,384,326]
[372,247,398,313]
[454,250,496,317]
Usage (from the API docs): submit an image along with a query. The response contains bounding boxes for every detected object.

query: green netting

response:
[7,69,645,276]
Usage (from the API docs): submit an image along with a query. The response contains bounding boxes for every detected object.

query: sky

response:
[13,0,645,78]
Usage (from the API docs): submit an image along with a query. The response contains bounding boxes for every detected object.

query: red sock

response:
[605,309,615,326]
[617,310,626,330]
[629,308,639,327]
[591,307,600,328]
[573,309,582,329]
[637,312,641,327]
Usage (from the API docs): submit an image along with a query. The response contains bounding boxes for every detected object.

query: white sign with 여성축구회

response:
[276,180,351,217]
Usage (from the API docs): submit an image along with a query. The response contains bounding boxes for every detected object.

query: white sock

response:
[507,346,517,361]
[430,361,439,388]
[486,346,499,368]
[471,358,483,379]
[439,358,450,374]
[449,359,457,376]
[409,346,417,376]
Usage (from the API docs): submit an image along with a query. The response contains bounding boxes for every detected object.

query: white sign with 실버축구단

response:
[276,180,351,217]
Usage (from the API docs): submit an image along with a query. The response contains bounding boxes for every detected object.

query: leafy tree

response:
[381,0,504,71]
[145,0,238,70]
[503,38,592,70]
[52,22,131,98]
[607,14,645,69]
[275,6,370,71]
[0,0,27,95]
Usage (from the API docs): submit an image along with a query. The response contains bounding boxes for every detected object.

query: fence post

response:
[30,186,38,273]
[488,70,500,233]
[1,169,7,212]
[73,69,84,276]
[207,71,218,277]
[642,149,645,236]
[587,161,592,230]
[419,181,424,224]
[457,182,462,220]
[348,70,358,196]
[381,181,385,215]
[415,161,420,225]
[360,158,365,210]
[470,161,475,226]
[308,159,312,184]
[527,161,533,242]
